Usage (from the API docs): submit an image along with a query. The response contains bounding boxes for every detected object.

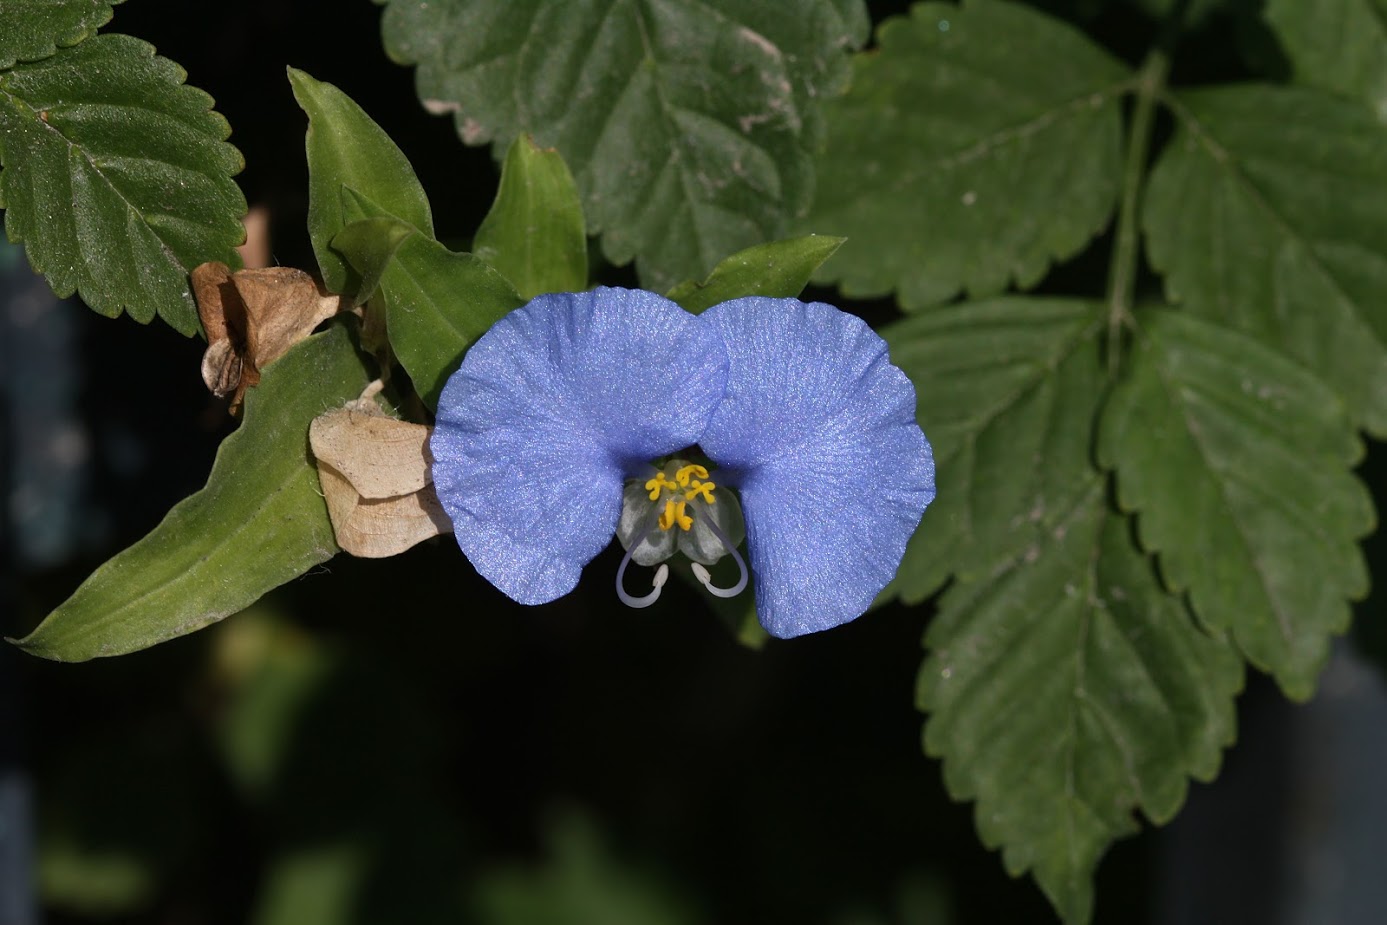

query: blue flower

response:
[429,287,935,638]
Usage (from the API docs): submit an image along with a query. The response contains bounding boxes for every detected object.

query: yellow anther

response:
[645,472,675,501]
[674,464,709,486]
[684,479,715,504]
[658,499,692,531]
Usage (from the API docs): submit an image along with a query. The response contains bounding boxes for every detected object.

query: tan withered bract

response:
[309,402,451,558]
[192,262,342,412]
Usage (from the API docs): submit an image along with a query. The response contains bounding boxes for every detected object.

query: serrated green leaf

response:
[803,0,1130,309]
[921,485,1241,925]
[10,324,371,661]
[665,234,843,313]
[338,188,524,408]
[881,298,1104,602]
[0,34,245,335]
[288,67,433,295]
[0,0,122,68]
[377,0,868,291]
[1098,309,1373,700]
[1263,0,1387,118]
[474,134,587,299]
[1144,84,1387,435]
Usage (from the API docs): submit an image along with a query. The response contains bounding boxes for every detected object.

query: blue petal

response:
[699,297,935,637]
[430,288,727,604]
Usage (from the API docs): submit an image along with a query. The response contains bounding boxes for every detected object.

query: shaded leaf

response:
[377,0,868,290]
[10,323,372,660]
[330,216,412,304]
[1098,309,1372,700]
[0,34,246,334]
[0,0,121,68]
[804,0,1130,309]
[665,234,843,314]
[881,297,1104,602]
[1144,83,1387,434]
[288,67,433,295]
[921,484,1241,925]
[1263,0,1387,118]
[474,134,587,299]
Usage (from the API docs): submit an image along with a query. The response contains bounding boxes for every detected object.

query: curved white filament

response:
[689,517,749,599]
[616,520,669,609]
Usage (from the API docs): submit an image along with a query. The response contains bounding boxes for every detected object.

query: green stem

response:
[1105,48,1169,376]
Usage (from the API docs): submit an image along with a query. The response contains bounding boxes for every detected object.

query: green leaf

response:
[330,216,412,304]
[1098,309,1373,700]
[665,234,843,313]
[1144,84,1387,434]
[0,34,246,335]
[338,189,524,409]
[10,323,372,661]
[921,484,1241,925]
[377,0,868,291]
[1263,0,1387,118]
[0,0,121,68]
[803,0,1130,309]
[473,134,587,299]
[881,298,1104,602]
[288,67,433,295]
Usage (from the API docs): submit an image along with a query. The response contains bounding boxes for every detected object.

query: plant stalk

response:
[1105,48,1169,376]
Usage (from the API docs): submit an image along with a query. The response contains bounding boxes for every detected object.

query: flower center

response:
[614,458,748,608]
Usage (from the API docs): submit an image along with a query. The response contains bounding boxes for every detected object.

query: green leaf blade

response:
[1144,83,1387,434]
[1098,310,1373,700]
[0,34,246,334]
[11,324,372,661]
[881,297,1105,602]
[378,0,867,291]
[336,192,524,409]
[473,134,588,299]
[803,0,1130,309]
[922,485,1242,925]
[665,234,843,313]
[289,67,434,295]
[0,0,122,69]
[1263,0,1387,118]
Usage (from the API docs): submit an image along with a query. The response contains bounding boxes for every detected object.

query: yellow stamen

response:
[645,472,675,501]
[674,464,709,486]
[658,499,693,531]
[684,479,715,504]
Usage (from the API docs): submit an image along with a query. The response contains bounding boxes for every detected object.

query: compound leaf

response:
[0,0,122,68]
[922,484,1242,925]
[1098,309,1373,700]
[11,323,372,660]
[0,34,246,335]
[804,0,1130,309]
[1144,83,1387,435]
[377,0,868,291]
[882,297,1104,602]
